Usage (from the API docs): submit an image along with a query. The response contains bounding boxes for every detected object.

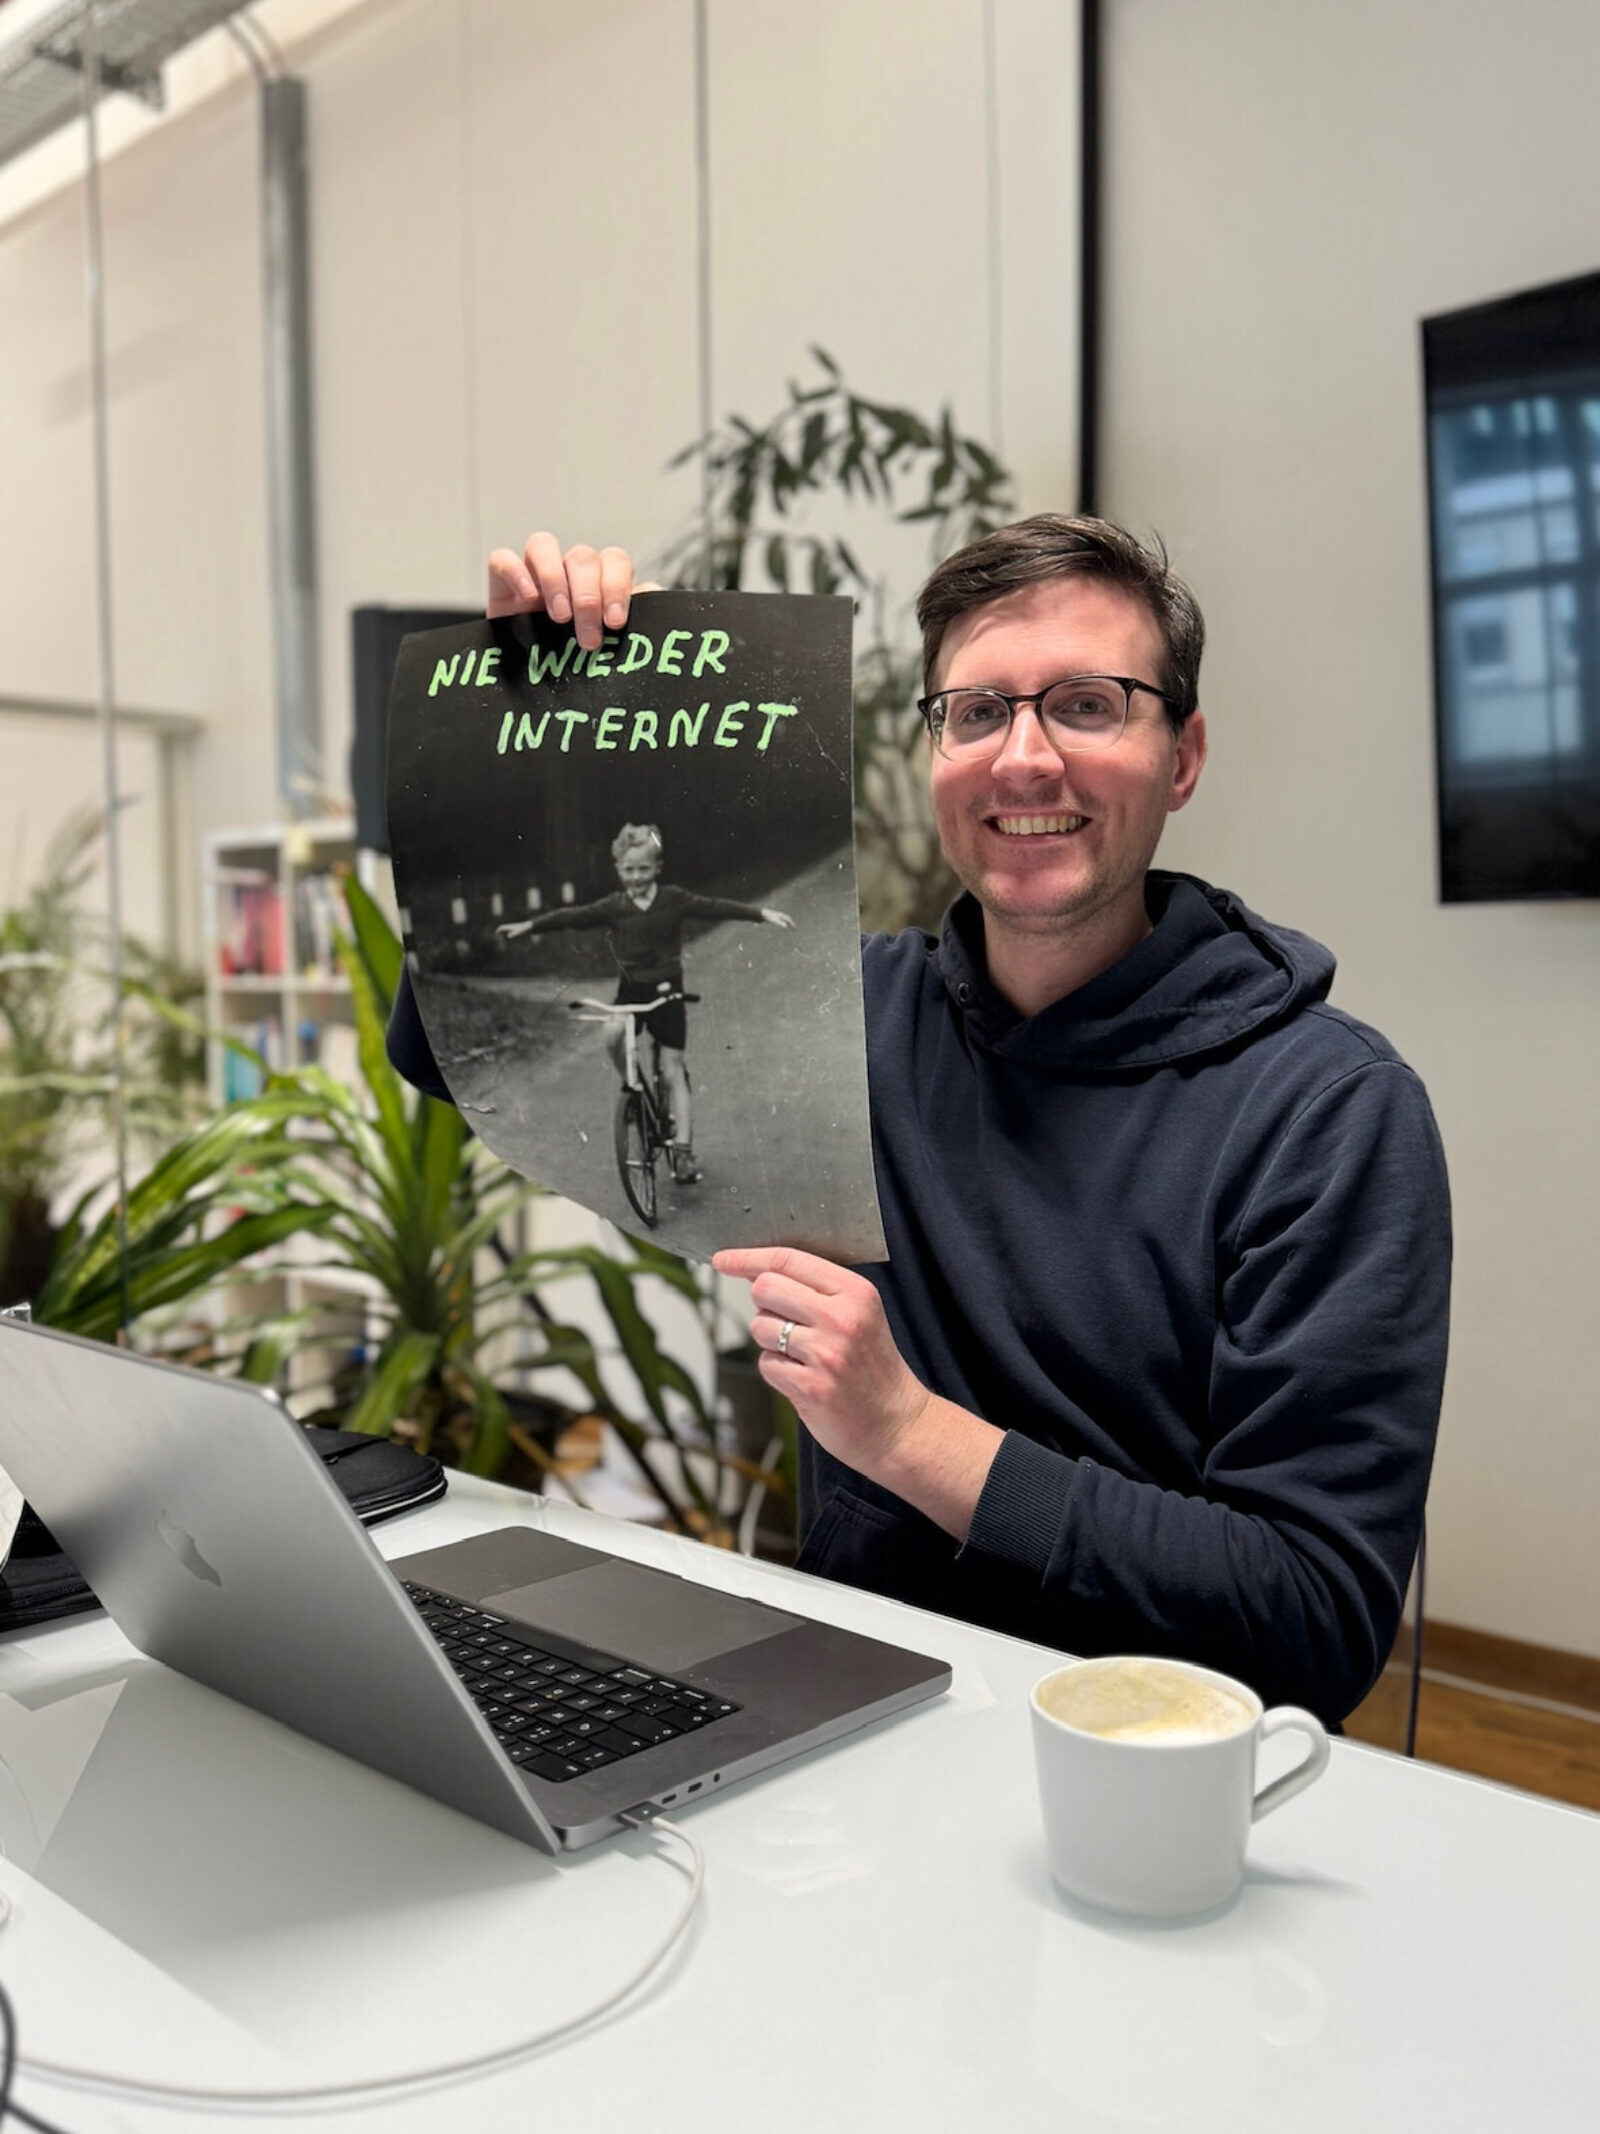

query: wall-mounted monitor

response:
[1422,269,1600,900]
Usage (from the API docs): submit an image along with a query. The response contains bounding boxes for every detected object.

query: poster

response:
[386,591,887,1264]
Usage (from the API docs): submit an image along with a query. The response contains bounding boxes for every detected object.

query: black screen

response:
[350,604,479,852]
[1422,269,1600,900]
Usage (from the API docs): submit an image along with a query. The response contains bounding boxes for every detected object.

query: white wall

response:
[0,0,1076,1427]
[1105,0,1600,1655]
[0,0,1077,929]
[0,714,164,943]
[0,65,273,880]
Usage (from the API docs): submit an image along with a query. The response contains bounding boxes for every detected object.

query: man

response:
[390,518,1450,1726]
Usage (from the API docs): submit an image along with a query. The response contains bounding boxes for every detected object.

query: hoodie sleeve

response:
[386,966,452,1100]
[956,1058,1450,1723]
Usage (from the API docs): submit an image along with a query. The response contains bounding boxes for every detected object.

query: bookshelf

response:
[202,821,392,1404]
[202,821,390,1105]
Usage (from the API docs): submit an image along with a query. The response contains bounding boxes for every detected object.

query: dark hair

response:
[916,514,1205,729]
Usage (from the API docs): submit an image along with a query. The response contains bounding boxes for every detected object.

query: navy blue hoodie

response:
[795,872,1450,1723]
[388,871,1450,1725]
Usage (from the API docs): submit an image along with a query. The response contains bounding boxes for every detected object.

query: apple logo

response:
[155,1512,223,1586]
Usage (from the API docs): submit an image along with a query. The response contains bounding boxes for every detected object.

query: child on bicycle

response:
[497,822,795,1182]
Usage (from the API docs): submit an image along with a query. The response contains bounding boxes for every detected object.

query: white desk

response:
[1,1476,1596,2132]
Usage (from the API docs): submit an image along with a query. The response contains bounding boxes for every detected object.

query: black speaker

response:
[350,604,479,852]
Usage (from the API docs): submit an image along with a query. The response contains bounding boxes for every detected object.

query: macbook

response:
[0,1316,950,1852]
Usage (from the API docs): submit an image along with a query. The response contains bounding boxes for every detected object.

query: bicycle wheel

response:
[614,1087,659,1227]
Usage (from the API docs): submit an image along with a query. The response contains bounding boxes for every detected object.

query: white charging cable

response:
[3,1814,703,2115]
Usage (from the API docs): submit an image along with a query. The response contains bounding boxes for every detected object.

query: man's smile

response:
[990,812,1090,836]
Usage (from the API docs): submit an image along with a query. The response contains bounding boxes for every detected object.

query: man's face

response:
[928,577,1206,941]
[617,848,662,894]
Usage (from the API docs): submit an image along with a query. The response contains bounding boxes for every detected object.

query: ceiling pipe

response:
[259,65,322,818]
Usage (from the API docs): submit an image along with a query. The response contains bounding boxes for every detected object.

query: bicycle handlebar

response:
[568,992,702,1016]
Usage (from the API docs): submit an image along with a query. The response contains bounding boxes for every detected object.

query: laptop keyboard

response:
[403,1582,741,1785]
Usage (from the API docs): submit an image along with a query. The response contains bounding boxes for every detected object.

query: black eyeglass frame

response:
[916,674,1185,756]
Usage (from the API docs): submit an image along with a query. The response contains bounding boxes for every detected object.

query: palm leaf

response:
[343,1328,442,1437]
[455,1362,511,1477]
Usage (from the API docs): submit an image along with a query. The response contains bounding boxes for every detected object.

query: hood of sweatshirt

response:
[934,871,1337,1074]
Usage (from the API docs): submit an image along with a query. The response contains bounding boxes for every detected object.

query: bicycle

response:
[568,989,700,1228]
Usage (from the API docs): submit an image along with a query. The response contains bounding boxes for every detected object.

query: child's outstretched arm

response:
[497,898,619,940]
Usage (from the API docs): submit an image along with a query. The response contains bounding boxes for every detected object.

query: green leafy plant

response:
[33,1089,341,1341]
[34,874,793,1544]
[0,806,205,1307]
[660,344,1013,597]
[265,878,782,1530]
[660,347,1017,931]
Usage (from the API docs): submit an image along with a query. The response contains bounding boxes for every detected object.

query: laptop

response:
[0,1316,950,1852]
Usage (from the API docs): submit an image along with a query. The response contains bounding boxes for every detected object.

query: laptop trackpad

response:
[485,1561,805,1675]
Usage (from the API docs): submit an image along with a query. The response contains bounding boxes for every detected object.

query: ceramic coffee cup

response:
[1030,1653,1330,1918]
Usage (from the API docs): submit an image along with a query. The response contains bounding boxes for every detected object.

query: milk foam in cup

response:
[1030,1654,1331,1917]
[1035,1656,1257,1744]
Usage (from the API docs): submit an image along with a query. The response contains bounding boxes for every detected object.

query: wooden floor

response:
[1344,1625,1600,1815]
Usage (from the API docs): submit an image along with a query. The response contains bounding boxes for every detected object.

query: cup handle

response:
[1251,1706,1331,1822]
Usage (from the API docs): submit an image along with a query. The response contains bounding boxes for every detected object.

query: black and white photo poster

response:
[386,592,887,1263]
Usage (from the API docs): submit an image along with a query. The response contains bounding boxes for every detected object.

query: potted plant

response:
[34,875,792,1545]
[659,345,1016,931]
[1,805,205,1308]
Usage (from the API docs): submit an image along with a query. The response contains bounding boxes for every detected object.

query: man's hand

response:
[711,1246,1004,1541]
[486,534,657,651]
[496,919,535,941]
[760,909,796,929]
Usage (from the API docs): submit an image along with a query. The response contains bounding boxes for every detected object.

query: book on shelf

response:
[222,1017,283,1102]
[217,876,286,978]
[219,1017,363,1100]
[295,870,348,981]
[317,1020,361,1089]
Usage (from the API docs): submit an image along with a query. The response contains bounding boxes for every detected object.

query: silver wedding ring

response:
[776,1318,795,1357]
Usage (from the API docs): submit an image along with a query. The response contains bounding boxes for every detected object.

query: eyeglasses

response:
[917,675,1182,759]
